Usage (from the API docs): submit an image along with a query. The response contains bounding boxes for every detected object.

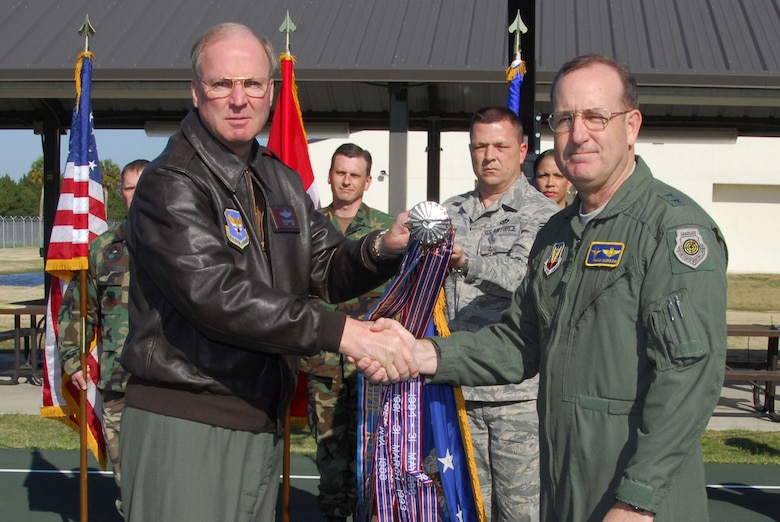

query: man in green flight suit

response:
[363,55,729,521]
[58,159,148,511]
[300,143,394,522]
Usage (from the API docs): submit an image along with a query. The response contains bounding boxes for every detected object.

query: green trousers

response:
[120,406,282,522]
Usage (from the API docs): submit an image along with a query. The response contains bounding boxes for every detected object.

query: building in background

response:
[306,129,779,274]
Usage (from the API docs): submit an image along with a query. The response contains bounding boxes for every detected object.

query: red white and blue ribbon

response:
[358,231,454,521]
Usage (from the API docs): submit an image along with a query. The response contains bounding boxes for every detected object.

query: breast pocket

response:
[477,227,519,257]
[97,281,127,354]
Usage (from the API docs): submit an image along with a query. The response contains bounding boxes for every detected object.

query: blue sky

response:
[2,129,172,181]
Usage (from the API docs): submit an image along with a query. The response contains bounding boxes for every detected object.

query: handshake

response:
[340,317,440,384]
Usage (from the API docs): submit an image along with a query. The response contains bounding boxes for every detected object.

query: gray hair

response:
[190,23,276,79]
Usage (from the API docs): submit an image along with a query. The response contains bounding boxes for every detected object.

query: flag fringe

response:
[74,51,94,113]
[506,61,526,82]
[278,53,309,143]
[40,408,108,470]
[45,258,89,281]
[41,334,107,470]
[432,289,487,522]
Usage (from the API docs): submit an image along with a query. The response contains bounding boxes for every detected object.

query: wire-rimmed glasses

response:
[548,108,631,134]
[198,77,272,99]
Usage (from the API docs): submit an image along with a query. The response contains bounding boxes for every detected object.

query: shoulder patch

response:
[671,228,708,269]
[102,243,124,263]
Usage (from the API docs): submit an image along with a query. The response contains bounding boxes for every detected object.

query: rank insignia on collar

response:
[544,242,565,276]
[585,241,625,267]
[224,209,249,249]
[673,228,708,268]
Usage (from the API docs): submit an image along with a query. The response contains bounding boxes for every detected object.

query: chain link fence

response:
[0,216,43,248]
[0,216,120,248]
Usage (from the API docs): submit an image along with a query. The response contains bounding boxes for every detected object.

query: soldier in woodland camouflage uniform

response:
[442,108,558,521]
[58,159,147,510]
[299,144,393,522]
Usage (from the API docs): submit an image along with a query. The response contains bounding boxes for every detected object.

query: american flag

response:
[40,51,108,470]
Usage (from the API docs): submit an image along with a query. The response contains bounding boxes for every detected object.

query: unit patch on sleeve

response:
[585,241,625,268]
[672,228,708,268]
[224,209,249,249]
[103,243,124,262]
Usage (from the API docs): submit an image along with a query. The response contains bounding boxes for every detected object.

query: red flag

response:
[267,52,320,207]
[268,50,318,522]
[40,51,108,470]
[267,51,314,417]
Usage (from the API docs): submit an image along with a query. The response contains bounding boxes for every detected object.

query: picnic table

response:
[724,324,780,422]
[0,299,46,385]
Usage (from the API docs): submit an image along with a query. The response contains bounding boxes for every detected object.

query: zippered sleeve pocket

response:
[647,289,706,371]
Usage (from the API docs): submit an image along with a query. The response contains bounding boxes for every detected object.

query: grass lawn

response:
[0,414,318,456]
[0,414,778,464]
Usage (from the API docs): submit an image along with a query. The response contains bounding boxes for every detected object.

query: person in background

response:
[442,106,559,521]
[119,23,412,522]
[58,158,148,512]
[364,54,728,521]
[533,149,572,209]
[300,143,394,522]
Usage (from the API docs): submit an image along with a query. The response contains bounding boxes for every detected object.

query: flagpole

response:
[77,16,94,522]
[278,14,295,522]
[268,10,308,522]
[78,275,89,522]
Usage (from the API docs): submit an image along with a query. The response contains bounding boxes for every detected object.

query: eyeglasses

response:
[198,77,272,99]
[547,108,631,134]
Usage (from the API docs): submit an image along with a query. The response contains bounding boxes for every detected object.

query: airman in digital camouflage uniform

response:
[442,107,559,521]
[58,159,147,508]
[299,143,394,522]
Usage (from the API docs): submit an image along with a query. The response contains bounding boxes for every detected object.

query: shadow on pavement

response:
[707,483,780,522]
[22,449,122,521]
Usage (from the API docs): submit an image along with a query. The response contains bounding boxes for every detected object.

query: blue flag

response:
[506,51,525,116]
[421,320,481,521]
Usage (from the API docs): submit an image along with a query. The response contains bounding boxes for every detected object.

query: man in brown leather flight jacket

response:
[120,23,412,522]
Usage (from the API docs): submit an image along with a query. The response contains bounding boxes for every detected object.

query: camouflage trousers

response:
[102,389,125,516]
[466,399,540,522]
[306,356,358,518]
[102,390,124,489]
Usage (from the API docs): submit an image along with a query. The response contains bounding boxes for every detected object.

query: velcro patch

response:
[671,228,708,269]
[224,209,249,249]
[585,241,625,267]
[269,206,301,233]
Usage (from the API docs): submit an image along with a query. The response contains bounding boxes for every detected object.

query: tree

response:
[13,156,126,221]
[0,174,21,215]
[0,173,38,216]
[100,159,125,220]
[28,157,44,217]
[28,157,44,184]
